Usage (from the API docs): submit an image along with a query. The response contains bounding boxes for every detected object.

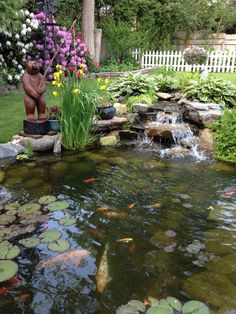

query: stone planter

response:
[97,105,116,120]
[48,120,60,132]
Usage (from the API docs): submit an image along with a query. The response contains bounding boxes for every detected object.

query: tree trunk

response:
[82,0,95,59]
[94,28,102,64]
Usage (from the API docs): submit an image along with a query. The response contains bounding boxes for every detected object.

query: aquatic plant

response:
[48,239,71,252]
[0,260,18,283]
[47,201,69,211]
[116,297,211,314]
[39,230,62,243]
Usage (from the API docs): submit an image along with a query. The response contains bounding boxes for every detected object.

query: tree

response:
[82,0,95,58]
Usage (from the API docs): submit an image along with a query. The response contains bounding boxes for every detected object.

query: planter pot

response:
[48,119,60,132]
[97,105,116,120]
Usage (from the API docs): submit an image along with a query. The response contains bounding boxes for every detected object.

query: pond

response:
[0,148,236,313]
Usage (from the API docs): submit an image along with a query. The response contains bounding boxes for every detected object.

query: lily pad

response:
[19,237,40,248]
[59,217,76,227]
[18,203,41,217]
[48,239,70,252]
[186,241,205,255]
[148,297,160,307]
[165,230,176,238]
[116,304,139,314]
[128,300,145,312]
[5,209,18,215]
[166,297,182,312]
[38,195,56,205]
[39,230,62,243]
[0,260,18,283]
[5,203,20,211]
[0,214,16,225]
[47,201,69,211]
[182,301,210,314]
[0,240,20,259]
[146,307,173,314]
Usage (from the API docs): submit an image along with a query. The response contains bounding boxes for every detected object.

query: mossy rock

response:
[47,201,69,211]
[19,237,40,248]
[39,230,62,243]
[184,271,236,308]
[204,228,236,255]
[0,170,5,183]
[207,255,236,275]
[48,239,71,252]
[18,203,41,217]
[0,260,18,283]
[59,217,76,227]
[150,230,176,249]
[38,195,56,205]
[0,240,20,259]
[0,214,16,225]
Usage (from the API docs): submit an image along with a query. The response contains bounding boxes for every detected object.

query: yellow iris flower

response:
[100,85,107,90]
[97,78,102,83]
[105,78,110,84]
[56,65,62,70]
[72,88,80,94]
[52,91,58,97]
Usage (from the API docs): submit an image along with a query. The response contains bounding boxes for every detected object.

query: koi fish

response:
[127,203,135,209]
[101,211,128,219]
[36,249,90,270]
[18,294,30,300]
[116,238,133,243]
[96,207,109,213]
[224,189,236,196]
[96,243,111,293]
[83,178,96,183]
[146,203,161,208]
[0,286,14,294]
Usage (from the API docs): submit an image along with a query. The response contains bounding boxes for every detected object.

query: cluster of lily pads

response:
[0,195,77,283]
[150,230,215,267]
[116,297,211,314]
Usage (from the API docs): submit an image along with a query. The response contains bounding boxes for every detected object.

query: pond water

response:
[0,148,236,314]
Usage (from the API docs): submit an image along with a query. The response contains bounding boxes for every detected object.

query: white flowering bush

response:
[0,9,39,85]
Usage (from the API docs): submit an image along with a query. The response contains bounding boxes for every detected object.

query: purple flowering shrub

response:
[183,45,208,65]
[27,11,89,79]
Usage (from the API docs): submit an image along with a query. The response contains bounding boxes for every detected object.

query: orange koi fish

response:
[96,244,111,293]
[224,189,236,196]
[116,238,133,243]
[83,178,96,183]
[102,211,128,219]
[36,249,90,269]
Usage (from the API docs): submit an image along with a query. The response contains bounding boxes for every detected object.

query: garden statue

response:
[22,60,47,122]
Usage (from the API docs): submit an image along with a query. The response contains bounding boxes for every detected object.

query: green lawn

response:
[0,88,55,143]
[0,72,236,143]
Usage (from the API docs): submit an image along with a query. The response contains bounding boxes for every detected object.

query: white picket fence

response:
[132,49,236,73]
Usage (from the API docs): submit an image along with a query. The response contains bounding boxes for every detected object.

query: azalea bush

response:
[183,45,208,65]
[0,9,39,84]
[183,76,236,107]
[212,108,236,163]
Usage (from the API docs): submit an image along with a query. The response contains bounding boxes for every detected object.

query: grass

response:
[0,72,236,143]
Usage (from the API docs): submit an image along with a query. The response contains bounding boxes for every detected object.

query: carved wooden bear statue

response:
[22,61,47,122]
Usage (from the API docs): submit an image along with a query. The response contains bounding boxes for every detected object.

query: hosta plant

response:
[108,73,154,100]
[183,76,236,107]
[153,74,176,92]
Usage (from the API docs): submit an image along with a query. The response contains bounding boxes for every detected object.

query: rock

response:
[156,92,172,100]
[94,117,127,132]
[179,99,222,127]
[119,130,139,141]
[172,92,183,101]
[6,84,17,91]
[199,128,215,153]
[53,134,62,155]
[0,87,9,95]
[15,134,60,152]
[113,103,127,116]
[127,113,140,124]
[204,228,236,255]
[0,143,25,159]
[207,255,236,275]
[165,146,190,156]
[107,131,120,141]
[146,122,191,140]
[180,136,200,149]
[99,135,118,146]
[132,103,150,113]
[0,170,5,183]
[139,112,157,122]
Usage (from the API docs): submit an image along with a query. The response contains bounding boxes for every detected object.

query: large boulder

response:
[179,99,222,127]
[99,135,118,146]
[12,134,60,152]
[113,103,127,116]
[199,128,215,153]
[0,143,25,159]
[156,92,172,100]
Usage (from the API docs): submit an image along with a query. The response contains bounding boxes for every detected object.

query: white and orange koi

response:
[36,249,90,269]
[96,243,111,293]
[116,237,133,243]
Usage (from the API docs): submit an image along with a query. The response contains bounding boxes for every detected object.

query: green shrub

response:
[108,73,154,100]
[151,66,175,77]
[178,72,200,92]
[212,108,236,163]
[98,58,140,73]
[125,94,155,110]
[183,76,236,107]
[153,74,176,92]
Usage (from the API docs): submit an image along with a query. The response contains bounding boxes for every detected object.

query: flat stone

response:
[99,135,118,146]
[119,130,139,141]
[127,113,140,124]
[131,124,146,133]
[132,103,150,113]
[139,112,158,122]
[199,128,215,153]
[13,134,60,152]
[180,136,200,149]
[94,117,127,132]
[179,99,222,127]
[0,143,25,159]
[146,122,190,140]
[113,103,127,116]
[156,92,172,100]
